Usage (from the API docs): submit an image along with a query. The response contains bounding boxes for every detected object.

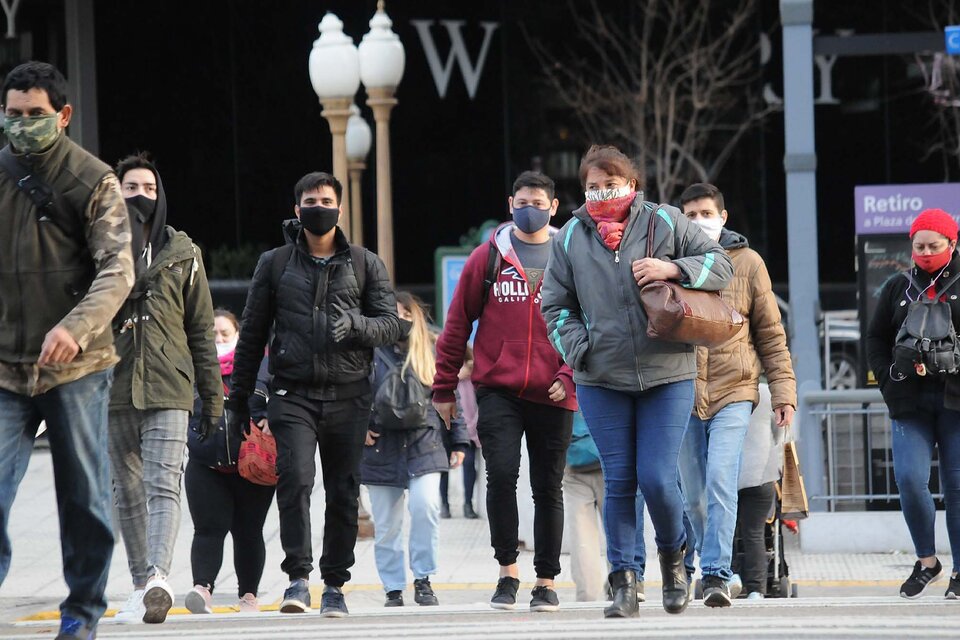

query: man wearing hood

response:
[108,153,222,624]
[433,171,576,613]
[676,183,796,606]
[0,61,134,640]
[229,171,400,617]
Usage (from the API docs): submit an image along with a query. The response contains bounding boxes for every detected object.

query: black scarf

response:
[126,169,169,278]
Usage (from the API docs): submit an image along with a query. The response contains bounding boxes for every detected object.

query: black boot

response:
[603,570,639,618]
[658,545,689,614]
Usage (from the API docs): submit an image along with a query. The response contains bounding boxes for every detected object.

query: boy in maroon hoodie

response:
[433,171,576,612]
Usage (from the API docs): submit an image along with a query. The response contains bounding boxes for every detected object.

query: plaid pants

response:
[108,408,188,586]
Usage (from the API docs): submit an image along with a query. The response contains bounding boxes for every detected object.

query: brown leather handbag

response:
[639,206,744,348]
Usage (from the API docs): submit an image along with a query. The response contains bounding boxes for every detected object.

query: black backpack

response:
[372,349,430,430]
[893,271,960,377]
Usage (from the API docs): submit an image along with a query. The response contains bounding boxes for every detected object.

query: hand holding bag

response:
[780,425,810,520]
[638,206,744,348]
[238,422,278,486]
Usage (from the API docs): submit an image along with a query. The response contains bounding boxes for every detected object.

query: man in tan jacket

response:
[676,183,796,607]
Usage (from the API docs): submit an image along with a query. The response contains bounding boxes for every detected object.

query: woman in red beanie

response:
[866,207,960,600]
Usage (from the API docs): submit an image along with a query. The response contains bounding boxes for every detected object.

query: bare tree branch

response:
[529,0,773,201]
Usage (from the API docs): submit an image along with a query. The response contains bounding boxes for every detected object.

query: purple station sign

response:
[854,183,960,235]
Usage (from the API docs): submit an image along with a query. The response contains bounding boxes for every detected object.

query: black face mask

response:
[397,318,414,340]
[299,205,339,236]
[125,194,157,224]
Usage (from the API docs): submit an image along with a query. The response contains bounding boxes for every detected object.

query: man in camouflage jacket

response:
[0,62,134,640]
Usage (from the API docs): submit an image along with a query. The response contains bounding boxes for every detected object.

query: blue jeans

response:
[577,381,693,572]
[679,401,752,581]
[0,369,115,626]
[892,389,960,573]
[367,472,442,593]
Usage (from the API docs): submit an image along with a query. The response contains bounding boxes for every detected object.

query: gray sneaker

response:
[529,585,559,612]
[703,575,732,608]
[320,585,349,618]
[490,577,520,610]
[280,579,311,613]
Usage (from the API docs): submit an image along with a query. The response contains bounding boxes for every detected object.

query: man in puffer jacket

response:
[229,171,400,618]
[676,183,796,608]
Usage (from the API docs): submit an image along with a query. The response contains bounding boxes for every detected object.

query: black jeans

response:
[440,443,478,507]
[184,459,275,597]
[736,482,776,595]
[476,388,573,579]
[268,391,370,586]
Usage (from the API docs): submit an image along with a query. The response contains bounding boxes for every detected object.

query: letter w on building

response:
[411,20,499,99]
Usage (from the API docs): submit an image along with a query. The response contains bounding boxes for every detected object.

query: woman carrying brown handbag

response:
[541,145,733,619]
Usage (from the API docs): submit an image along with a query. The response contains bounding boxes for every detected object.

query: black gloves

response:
[196,415,220,442]
[331,303,361,343]
[224,394,251,436]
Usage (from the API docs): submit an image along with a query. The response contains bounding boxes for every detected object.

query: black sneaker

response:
[414,578,439,606]
[490,576,520,610]
[280,578,311,613]
[901,559,942,599]
[464,504,480,519]
[385,590,404,607]
[637,581,646,603]
[320,585,349,618]
[56,616,96,640]
[945,574,960,599]
[703,575,732,608]
[529,585,560,612]
[440,504,451,519]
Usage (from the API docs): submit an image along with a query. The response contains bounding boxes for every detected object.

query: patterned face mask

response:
[4,113,61,154]
[584,184,633,202]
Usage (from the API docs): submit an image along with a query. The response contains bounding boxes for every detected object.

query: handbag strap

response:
[645,203,672,259]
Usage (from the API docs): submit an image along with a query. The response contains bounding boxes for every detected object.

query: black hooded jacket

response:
[230,219,401,401]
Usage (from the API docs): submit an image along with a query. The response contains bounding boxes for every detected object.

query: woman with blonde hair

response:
[361,292,470,607]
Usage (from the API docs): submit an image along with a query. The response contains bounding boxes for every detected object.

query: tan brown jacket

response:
[693,231,796,419]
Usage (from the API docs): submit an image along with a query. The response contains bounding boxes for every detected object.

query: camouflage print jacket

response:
[0,134,134,396]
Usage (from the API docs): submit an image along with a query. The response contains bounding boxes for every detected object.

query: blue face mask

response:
[512,205,551,234]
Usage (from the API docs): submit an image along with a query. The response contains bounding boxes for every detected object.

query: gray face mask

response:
[4,113,61,154]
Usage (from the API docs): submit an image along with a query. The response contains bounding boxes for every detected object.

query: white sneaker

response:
[142,574,175,624]
[113,589,145,624]
[746,591,765,601]
[728,573,743,599]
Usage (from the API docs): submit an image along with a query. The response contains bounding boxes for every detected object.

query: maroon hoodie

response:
[434,223,577,410]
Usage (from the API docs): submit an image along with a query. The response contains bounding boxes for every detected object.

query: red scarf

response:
[219,351,235,377]
[586,193,635,250]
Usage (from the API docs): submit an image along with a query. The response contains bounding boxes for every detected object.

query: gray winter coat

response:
[541,197,733,392]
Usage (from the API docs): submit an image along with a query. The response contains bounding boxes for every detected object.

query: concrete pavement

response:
[2,449,958,637]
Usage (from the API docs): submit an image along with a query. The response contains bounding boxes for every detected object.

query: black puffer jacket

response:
[231,221,401,401]
[865,251,960,418]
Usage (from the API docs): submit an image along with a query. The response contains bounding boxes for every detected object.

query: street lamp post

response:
[346,104,372,247]
[308,12,360,239]
[359,1,405,281]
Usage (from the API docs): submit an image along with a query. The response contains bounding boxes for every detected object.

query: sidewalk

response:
[0,450,952,624]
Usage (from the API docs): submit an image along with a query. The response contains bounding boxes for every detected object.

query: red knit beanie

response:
[910,208,958,241]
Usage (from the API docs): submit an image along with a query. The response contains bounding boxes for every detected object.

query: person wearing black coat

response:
[362,292,469,608]
[865,208,960,600]
[184,309,274,615]
[228,172,401,617]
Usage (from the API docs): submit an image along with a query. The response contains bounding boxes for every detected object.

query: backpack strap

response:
[269,244,296,294]
[479,244,501,316]
[349,244,366,294]
[0,146,99,242]
[936,271,960,298]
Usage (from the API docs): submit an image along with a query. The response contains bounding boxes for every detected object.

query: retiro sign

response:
[854,183,960,235]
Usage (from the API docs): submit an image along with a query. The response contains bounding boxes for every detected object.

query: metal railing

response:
[796,385,944,512]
